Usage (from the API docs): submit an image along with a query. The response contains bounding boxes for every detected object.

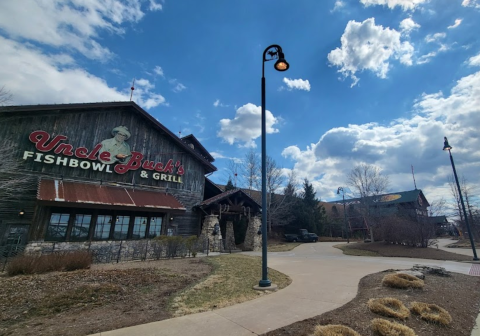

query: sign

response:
[23,129,185,183]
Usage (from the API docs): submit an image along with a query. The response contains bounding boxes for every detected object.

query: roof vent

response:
[189,143,194,149]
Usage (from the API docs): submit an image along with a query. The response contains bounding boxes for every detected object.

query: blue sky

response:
[1,0,479,206]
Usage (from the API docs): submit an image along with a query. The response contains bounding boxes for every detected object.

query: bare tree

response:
[224,158,240,187]
[449,175,480,240]
[347,163,390,199]
[428,197,447,217]
[241,149,260,195]
[0,86,13,106]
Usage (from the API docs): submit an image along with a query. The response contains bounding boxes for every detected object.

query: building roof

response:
[0,101,216,173]
[181,134,215,163]
[329,189,430,207]
[200,188,261,208]
[38,179,186,211]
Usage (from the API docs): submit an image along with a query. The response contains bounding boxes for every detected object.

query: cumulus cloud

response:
[217,103,280,148]
[462,0,480,8]
[360,0,428,11]
[468,53,480,66]
[0,0,160,61]
[282,78,311,91]
[332,0,345,11]
[282,69,480,201]
[447,19,463,29]
[0,37,166,109]
[399,18,421,35]
[328,18,414,87]
[153,66,164,77]
[425,32,446,43]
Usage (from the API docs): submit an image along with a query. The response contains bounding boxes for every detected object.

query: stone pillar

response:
[243,216,262,251]
[225,221,236,251]
[200,215,222,252]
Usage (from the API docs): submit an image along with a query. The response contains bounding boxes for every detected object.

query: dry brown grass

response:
[410,302,452,325]
[367,298,410,320]
[371,318,417,336]
[382,273,424,289]
[313,324,361,336]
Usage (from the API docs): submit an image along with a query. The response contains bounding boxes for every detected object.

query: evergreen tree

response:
[290,179,326,235]
[225,177,235,191]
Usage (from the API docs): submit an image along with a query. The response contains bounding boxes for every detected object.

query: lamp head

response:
[274,51,289,71]
[18,209,25,217]
[443,137,452,151]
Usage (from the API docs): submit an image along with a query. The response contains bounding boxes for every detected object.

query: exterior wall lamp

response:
[18,209,25,218]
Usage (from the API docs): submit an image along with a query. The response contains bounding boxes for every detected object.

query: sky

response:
[0,0,479,206]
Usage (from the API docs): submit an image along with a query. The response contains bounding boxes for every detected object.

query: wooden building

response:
[0,102,218,248]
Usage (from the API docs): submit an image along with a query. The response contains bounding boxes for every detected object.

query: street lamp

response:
[443,137,478,261]
[337,187,349,243]
[258,45,289,288]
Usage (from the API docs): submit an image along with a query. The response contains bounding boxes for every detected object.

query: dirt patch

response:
[339,242,473,261]
[0,258,211,336]
[263,270,480,336]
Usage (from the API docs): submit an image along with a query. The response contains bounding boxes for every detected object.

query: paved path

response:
[434,238,477,257]
[91,242,475,336]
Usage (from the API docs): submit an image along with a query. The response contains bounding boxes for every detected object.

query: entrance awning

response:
[38,179,186,212]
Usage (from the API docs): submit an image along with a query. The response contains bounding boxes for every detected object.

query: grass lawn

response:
[335,242,473,261]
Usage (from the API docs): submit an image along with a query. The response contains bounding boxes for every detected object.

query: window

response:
[132,216,147,239]
[94,215,112,240]
[46,213,70,241]
[113,215,130,239]
[148,216,163,238]
[71,214,91,241]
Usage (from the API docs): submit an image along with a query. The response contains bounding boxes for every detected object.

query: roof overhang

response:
[38,179,186,212]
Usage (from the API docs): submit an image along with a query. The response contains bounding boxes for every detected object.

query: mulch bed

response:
[263,270,480,336]
[345,242,473,261]
[0,258,211,336]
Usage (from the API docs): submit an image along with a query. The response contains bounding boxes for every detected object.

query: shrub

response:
[313,324,361,336]
[368,298,410,320]
[410,302,452,325]
[377,215,436,248]
[184,235,199,257]
[6,251,92,276]
[382,273,424,289]
[371,318,416,336]
[154,236,186,258]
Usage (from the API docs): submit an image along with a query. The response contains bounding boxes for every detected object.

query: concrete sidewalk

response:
[91,242,474,336]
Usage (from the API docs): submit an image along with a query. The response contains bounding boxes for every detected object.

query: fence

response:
[1,236,233,271]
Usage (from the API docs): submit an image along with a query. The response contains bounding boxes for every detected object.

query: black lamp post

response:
[337,187,349,243]
[258,45,289,288]
[443,137,478,261]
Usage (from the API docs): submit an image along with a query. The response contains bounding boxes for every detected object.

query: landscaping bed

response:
[336,242,473,261]
[263,270,480,336]
[0,254,290,336]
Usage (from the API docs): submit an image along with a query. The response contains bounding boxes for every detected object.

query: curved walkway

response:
[91,242,474,336]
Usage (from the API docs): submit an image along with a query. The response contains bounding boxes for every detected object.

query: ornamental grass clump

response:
[313,324,361,336]
[382,273,424,289]
[371,318,417,336]
[367,298,410,320]
[410,302,452,325]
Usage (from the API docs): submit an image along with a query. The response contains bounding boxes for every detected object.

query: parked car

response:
[284,229,318,243]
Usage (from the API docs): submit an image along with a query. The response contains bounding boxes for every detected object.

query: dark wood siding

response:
[0,105,209,242]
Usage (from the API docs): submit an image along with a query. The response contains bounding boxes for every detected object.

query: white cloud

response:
[213,99,229,107]
[332,0,345,11]
[0,37,165,110]
[0,0,158,61]
[360,0,428,11]
[447,19,463,29]
[462,0,480,8]
[153,66,164,77]
[327,18,414,87]
[283,78,311,91]
[399,18,420,35]
[173,83,186,93]
[468,53,480,67]
[281,70,480,201]
[217,103,280,148]
[148,0,163,11]
[425,32,446,43]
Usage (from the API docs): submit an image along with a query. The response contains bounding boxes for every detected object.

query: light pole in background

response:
[337,187,349,243]
[258,45,289,288]
[443,136,478,261]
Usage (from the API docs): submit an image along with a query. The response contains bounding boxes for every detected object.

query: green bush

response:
[6,251,93,276]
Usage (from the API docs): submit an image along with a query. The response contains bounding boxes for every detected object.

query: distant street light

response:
[337,187,349,243]
[258,45,289,288]
[443,136,478,261]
